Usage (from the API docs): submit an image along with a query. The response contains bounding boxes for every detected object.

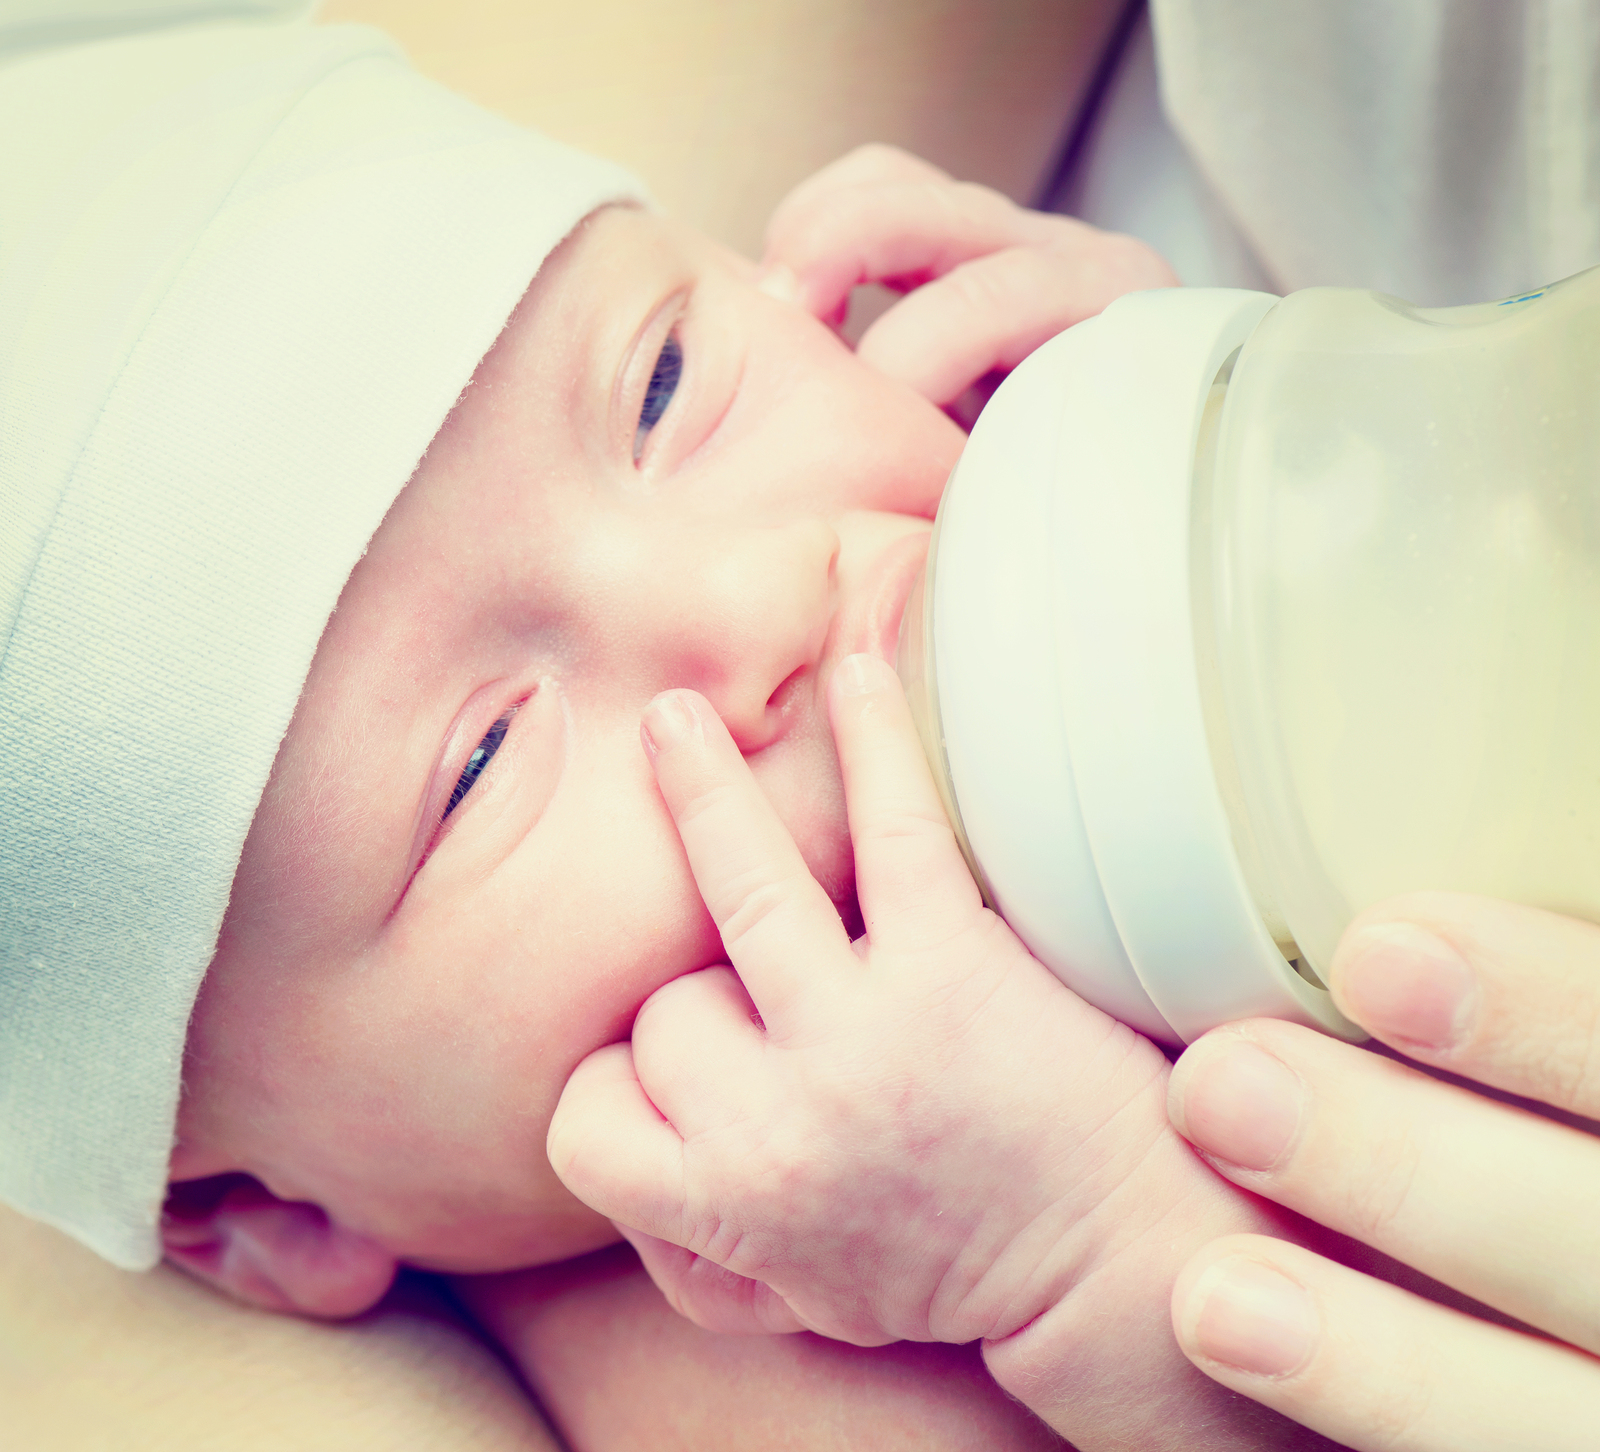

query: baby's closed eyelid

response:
[633,332,683,462]
[443,702,521,821]
[393,677,533,908]
[614,286,690,465]
[394,677,572,916]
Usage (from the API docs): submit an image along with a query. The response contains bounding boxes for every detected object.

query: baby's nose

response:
[655,516,837,754]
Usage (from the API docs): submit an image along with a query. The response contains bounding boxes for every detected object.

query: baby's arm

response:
[454,1244,1063,1451]
[550,662,1336,1451]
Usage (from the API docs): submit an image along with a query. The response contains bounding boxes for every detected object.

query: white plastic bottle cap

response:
[930,288,1363,1045]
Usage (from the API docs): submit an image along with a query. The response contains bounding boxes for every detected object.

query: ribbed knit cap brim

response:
[0,15,644,1270]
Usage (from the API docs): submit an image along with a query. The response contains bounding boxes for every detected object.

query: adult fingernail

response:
[641,691,703,755]
[1170,1035,1304,1171]
[834,653,888,697]
[1332,921,1476,1049]
[1182,1257,1318,1377]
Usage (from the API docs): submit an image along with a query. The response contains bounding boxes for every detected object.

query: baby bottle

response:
[897,268,1600,1046]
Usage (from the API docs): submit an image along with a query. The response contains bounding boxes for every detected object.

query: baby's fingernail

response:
[1331,921,1476,1049]
[834,653,889,697]
[1181,1257,1318,1377]
[755,262,804,306]
[1170,1035,1303,1172]
[641,691,703,755]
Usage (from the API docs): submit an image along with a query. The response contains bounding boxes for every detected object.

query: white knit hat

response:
[0,13,645,1270]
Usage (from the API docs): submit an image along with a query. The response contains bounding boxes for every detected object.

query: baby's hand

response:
[757,144,1176,420]
[551,653,1338,1450]
[550,651,1170,1349]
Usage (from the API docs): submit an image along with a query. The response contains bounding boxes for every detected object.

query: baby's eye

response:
[444,705,518,821]
[633,333,682,461]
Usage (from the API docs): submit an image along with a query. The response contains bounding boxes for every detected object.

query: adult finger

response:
[762,173,1064,323]
[855,240,1175,404]
[618,1227,809,1337]
[547,1042,688,1238]
[828,653,982,954]
[1167,1020,1600,1354]
[642,690,851,1024]
[1172,1234,1600,1452]
[1328,892,1600,1121]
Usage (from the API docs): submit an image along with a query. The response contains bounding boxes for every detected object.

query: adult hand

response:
[1166,893,1600,1452]
[757,144,1176,415]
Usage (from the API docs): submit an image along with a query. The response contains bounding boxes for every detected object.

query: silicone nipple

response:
[894,521,993,901]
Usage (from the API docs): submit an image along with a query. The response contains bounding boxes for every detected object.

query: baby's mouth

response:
[821,524,931,677]
[833,878,866,943]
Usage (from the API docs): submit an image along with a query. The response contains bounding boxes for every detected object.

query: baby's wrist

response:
[980,1128,1322,1450]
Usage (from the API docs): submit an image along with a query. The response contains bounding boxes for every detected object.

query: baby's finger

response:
[763,143,953,251]
[618,1227,809,1337]
[1167,1021,1600,1354]
[1173,1235,1600,1452]
[856,241,1175,404]
[547,1042,688,1240]
[630,966,767,1135]
[829,654,982,953]
[1329,893,1600,1121]
[642,690,851,1024]
[762,173,1061,325]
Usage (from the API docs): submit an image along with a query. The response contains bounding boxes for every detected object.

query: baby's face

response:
[172,206,964,1272]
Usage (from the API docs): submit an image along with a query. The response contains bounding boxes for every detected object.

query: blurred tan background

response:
[318,0,1124,256]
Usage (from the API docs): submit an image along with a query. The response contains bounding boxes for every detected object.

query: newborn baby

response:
[1,12,1335,1451]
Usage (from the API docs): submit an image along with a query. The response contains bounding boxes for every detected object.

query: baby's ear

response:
[161,1174,397,1319]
